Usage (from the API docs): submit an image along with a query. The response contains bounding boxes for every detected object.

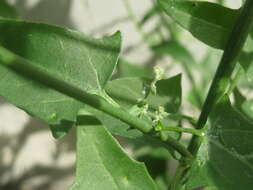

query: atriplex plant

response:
[1,0,253,189]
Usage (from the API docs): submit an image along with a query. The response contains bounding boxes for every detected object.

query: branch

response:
[0,46,152,133]
[0,45,192,159]
[155,125,204,137]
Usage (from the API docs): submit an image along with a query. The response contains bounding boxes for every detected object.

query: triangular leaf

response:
[105,74,182,113]
[0,19,121,138]
[158,0,253,85]
[70,112,159,190]
[152,40,207,108]
[158,0,239,49]
[147,75,182,113]
[105,75,182,153]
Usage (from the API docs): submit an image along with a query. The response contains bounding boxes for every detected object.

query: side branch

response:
[0,46,192,159]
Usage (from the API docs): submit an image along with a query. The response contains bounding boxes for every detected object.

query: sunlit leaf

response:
[158,0,239,49]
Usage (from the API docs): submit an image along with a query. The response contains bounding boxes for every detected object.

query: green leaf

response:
[158,0,253,84]
[152,40,204,108]
[83,106,143,139]
[105,74,182,113]
[158,0,239,49]
[136,148,170,190]
[106,77,146,109]
[187,96,253,190]
[0,0,17,18]
[0,18,121,138]
[148,75,182,113]
[70,112,159,190]
[105,75,182,152]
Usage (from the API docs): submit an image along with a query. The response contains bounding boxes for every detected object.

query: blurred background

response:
[0,0,243,190]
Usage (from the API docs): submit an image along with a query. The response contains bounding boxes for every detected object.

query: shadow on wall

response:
[13,0,75,28]
[0,115,76,190]
[0,97,7,105]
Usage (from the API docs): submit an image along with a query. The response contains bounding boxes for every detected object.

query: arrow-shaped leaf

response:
[158,0,239,49]
[0,18,121,138]
[70,112,159,190]
[105,74,182,113]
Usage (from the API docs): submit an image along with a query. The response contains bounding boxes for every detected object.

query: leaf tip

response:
[112,30,122,46]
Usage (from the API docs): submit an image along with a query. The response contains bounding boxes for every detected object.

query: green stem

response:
[173,0,253,188]
[0,45,192,159]
[168,164,188,190]
[159,132,193,159]
[156,125,203,137]
[188,0,253,154]
[180,114,197,127]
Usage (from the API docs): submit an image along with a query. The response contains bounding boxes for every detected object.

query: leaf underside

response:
[187,96,253,190]
[0,18,121,138]
[70,112,158,190]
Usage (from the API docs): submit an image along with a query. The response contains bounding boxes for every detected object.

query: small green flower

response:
[153,106,169,125]
[151,66,165,95]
